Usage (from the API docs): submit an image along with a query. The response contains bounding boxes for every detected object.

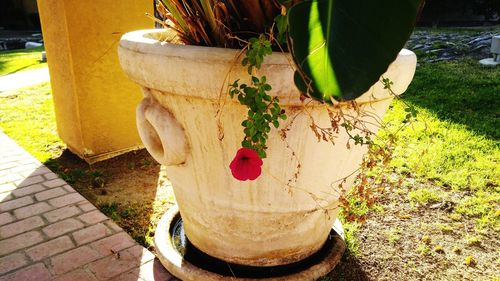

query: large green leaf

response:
[288,0,423,102]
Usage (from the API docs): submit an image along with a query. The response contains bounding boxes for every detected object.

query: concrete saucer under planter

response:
[154,205,346,281]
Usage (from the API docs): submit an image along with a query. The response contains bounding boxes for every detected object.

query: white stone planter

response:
[118,29,416,267]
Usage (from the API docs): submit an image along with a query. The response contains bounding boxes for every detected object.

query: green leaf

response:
[288,0,422,102]
[273,120,280,128]
[274,14,289,45]
[258,150,267,159]
[242,140,251,148]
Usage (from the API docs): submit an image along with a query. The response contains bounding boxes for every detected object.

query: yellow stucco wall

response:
[37,0,153,163]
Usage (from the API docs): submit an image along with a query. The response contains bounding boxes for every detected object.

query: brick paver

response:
[13,202,52,219]
[90,232,137,256]
[26,236,75,261]
[0,231,44,256]
[48,193,85,208]
[43,205,81,223]
[89,245,155,280]
[73,223,112,246]
[0,263,51,281]
[0,216,45,238]
[0,253,28,275]
[0,196,34,212]
[53,269,97,281]
[0,212,14,226]
[35,187,67,201]
[0,132,173,280]
[11,184,45,198]
[78,210,108,224]
[42,218,84,238]
[50,246,102,275]
[17,175,45,187]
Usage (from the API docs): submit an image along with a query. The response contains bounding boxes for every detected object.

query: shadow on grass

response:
[328,251,372,281]
[0,62,41,76]
[402,59,499,140]
[0,46,46,76]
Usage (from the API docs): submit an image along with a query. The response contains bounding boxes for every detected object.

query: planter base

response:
[155,205,346,281]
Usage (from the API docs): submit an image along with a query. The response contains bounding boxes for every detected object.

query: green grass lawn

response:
[331,59,499,280]
[0,47,47,76]
[390,59,499,229]
[387,60,499,190]
[339,59,499,258]
[0,83,64,161]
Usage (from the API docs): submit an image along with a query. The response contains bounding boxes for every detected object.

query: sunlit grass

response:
[408,188,442,204]
[341,58,499,253]
[381,59,499,229]
[0,83,64,161]
[0,47,47,76]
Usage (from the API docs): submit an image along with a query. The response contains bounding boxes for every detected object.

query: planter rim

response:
[119,29,417,105]
[120,29,291,65]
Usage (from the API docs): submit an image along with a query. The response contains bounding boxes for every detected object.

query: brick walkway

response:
[0,131,173,281]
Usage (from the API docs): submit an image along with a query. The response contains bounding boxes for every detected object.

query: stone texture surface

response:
[406,31,498,63]
[0,132,172,280]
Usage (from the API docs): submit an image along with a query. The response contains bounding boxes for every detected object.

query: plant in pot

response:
[118,0,423,279]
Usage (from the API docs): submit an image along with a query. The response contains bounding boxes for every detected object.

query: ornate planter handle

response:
[136,97,188,166]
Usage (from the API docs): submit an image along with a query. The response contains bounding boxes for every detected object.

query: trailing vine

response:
[228,35,287,159]
[339,80,419,222]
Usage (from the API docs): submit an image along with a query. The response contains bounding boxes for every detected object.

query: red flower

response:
[229,148,263,181]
